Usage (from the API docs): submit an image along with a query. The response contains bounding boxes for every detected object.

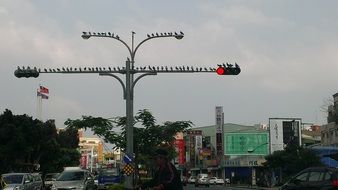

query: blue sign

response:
[123,154,133,164]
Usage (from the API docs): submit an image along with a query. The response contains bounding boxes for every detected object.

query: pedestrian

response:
[139,148,183,190]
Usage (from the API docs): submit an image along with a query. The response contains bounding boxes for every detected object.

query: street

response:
[183,184,249,190]
[183,184,279,190]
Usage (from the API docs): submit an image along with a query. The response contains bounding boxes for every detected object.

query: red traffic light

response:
[216,67,225,75]
[216,64,241,75]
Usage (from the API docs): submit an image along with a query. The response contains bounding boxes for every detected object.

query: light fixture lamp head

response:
[174,31,184,40]
[82,32,91,39]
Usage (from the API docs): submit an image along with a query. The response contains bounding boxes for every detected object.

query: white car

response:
[187,176,196,184]
[209,177,224,185]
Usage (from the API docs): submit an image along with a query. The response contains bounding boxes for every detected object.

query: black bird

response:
[116,35,119,39]
[156,33,159,36]
[180,31,184,35]
[44,68,47,72]
[147,34,151,38]
[108,67,111,71]
[108,32,111,36]
[57,68,60,72]
[174,32,178,35]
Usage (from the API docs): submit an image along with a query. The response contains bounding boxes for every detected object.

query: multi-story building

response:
[184,123,269,185]
[321,93,338,146]
[78,130,121,171]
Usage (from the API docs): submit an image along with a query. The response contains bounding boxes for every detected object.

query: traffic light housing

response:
[14,68,39,78]
[216,63,241,75]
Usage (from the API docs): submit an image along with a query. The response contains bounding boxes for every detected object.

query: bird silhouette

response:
[147,34,151,38]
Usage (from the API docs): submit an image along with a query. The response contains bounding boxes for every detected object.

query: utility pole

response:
[14,30,241,190]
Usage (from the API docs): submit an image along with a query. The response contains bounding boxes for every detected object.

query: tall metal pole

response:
[125,58,134,189]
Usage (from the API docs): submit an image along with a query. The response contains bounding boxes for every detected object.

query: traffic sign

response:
[123,163,134,176]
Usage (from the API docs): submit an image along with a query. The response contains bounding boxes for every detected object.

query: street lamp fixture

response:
[247,142,269,153]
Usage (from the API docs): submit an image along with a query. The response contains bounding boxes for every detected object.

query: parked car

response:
[209,177,224,185]
[31,173,43,190]
[51,169,96,190]
[97,169,121,190]
[181,176,187,186]
[44,173,59,190]
[188,176,196,184]
[2,173,34,190]
[195,173,210,187]
[279,167,338,190]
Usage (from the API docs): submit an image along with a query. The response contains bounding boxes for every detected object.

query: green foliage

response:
[64,109,193,176]
[0,109,80,174]
[264,144,323,178]
[107,184,124,190]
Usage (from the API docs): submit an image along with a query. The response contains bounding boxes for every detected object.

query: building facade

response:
[321,93,338,146]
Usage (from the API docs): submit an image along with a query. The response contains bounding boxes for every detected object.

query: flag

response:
[37,91,49,99]
[39,86,49,94]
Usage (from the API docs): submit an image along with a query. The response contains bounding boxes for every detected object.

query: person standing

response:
[140,148,183,190]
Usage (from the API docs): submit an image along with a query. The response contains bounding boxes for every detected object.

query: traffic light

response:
[14,68,39,78]
[216,63,241,75]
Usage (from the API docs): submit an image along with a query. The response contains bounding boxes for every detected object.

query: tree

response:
[0,109,80,174]
[64,109,193,177]
[264,144,322,181]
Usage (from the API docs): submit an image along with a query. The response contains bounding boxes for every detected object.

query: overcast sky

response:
[1,0,338,130]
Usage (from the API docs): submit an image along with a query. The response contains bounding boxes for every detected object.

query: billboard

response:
[225,133,269,155]
[269,118,302,154]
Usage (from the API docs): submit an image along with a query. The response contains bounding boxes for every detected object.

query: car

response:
[224,178,230,184]
[195,173,210,187]
[44,173,59,190]
[187,176,196,184]
[279,167,338,190]
[51,169,96,190]
[209,177,224,185]
[2,173,35,190]
[97,169,121,190]
[31,173,43,190]
[181,176,187,186]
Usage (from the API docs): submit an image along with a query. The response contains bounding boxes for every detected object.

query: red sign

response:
[174,139,186,165]
[187,130,202,136]
[80,154,87,169]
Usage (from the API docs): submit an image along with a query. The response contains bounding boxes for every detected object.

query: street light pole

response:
[82,31,184,189]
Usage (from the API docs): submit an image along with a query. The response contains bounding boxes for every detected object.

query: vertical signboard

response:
[195,135,202,155]
[216,106,224,156]
[269,119,284,153]
[187,130,202,167]
[174,137,186,165]
[269,118,302,154]
[97,142,103,162]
